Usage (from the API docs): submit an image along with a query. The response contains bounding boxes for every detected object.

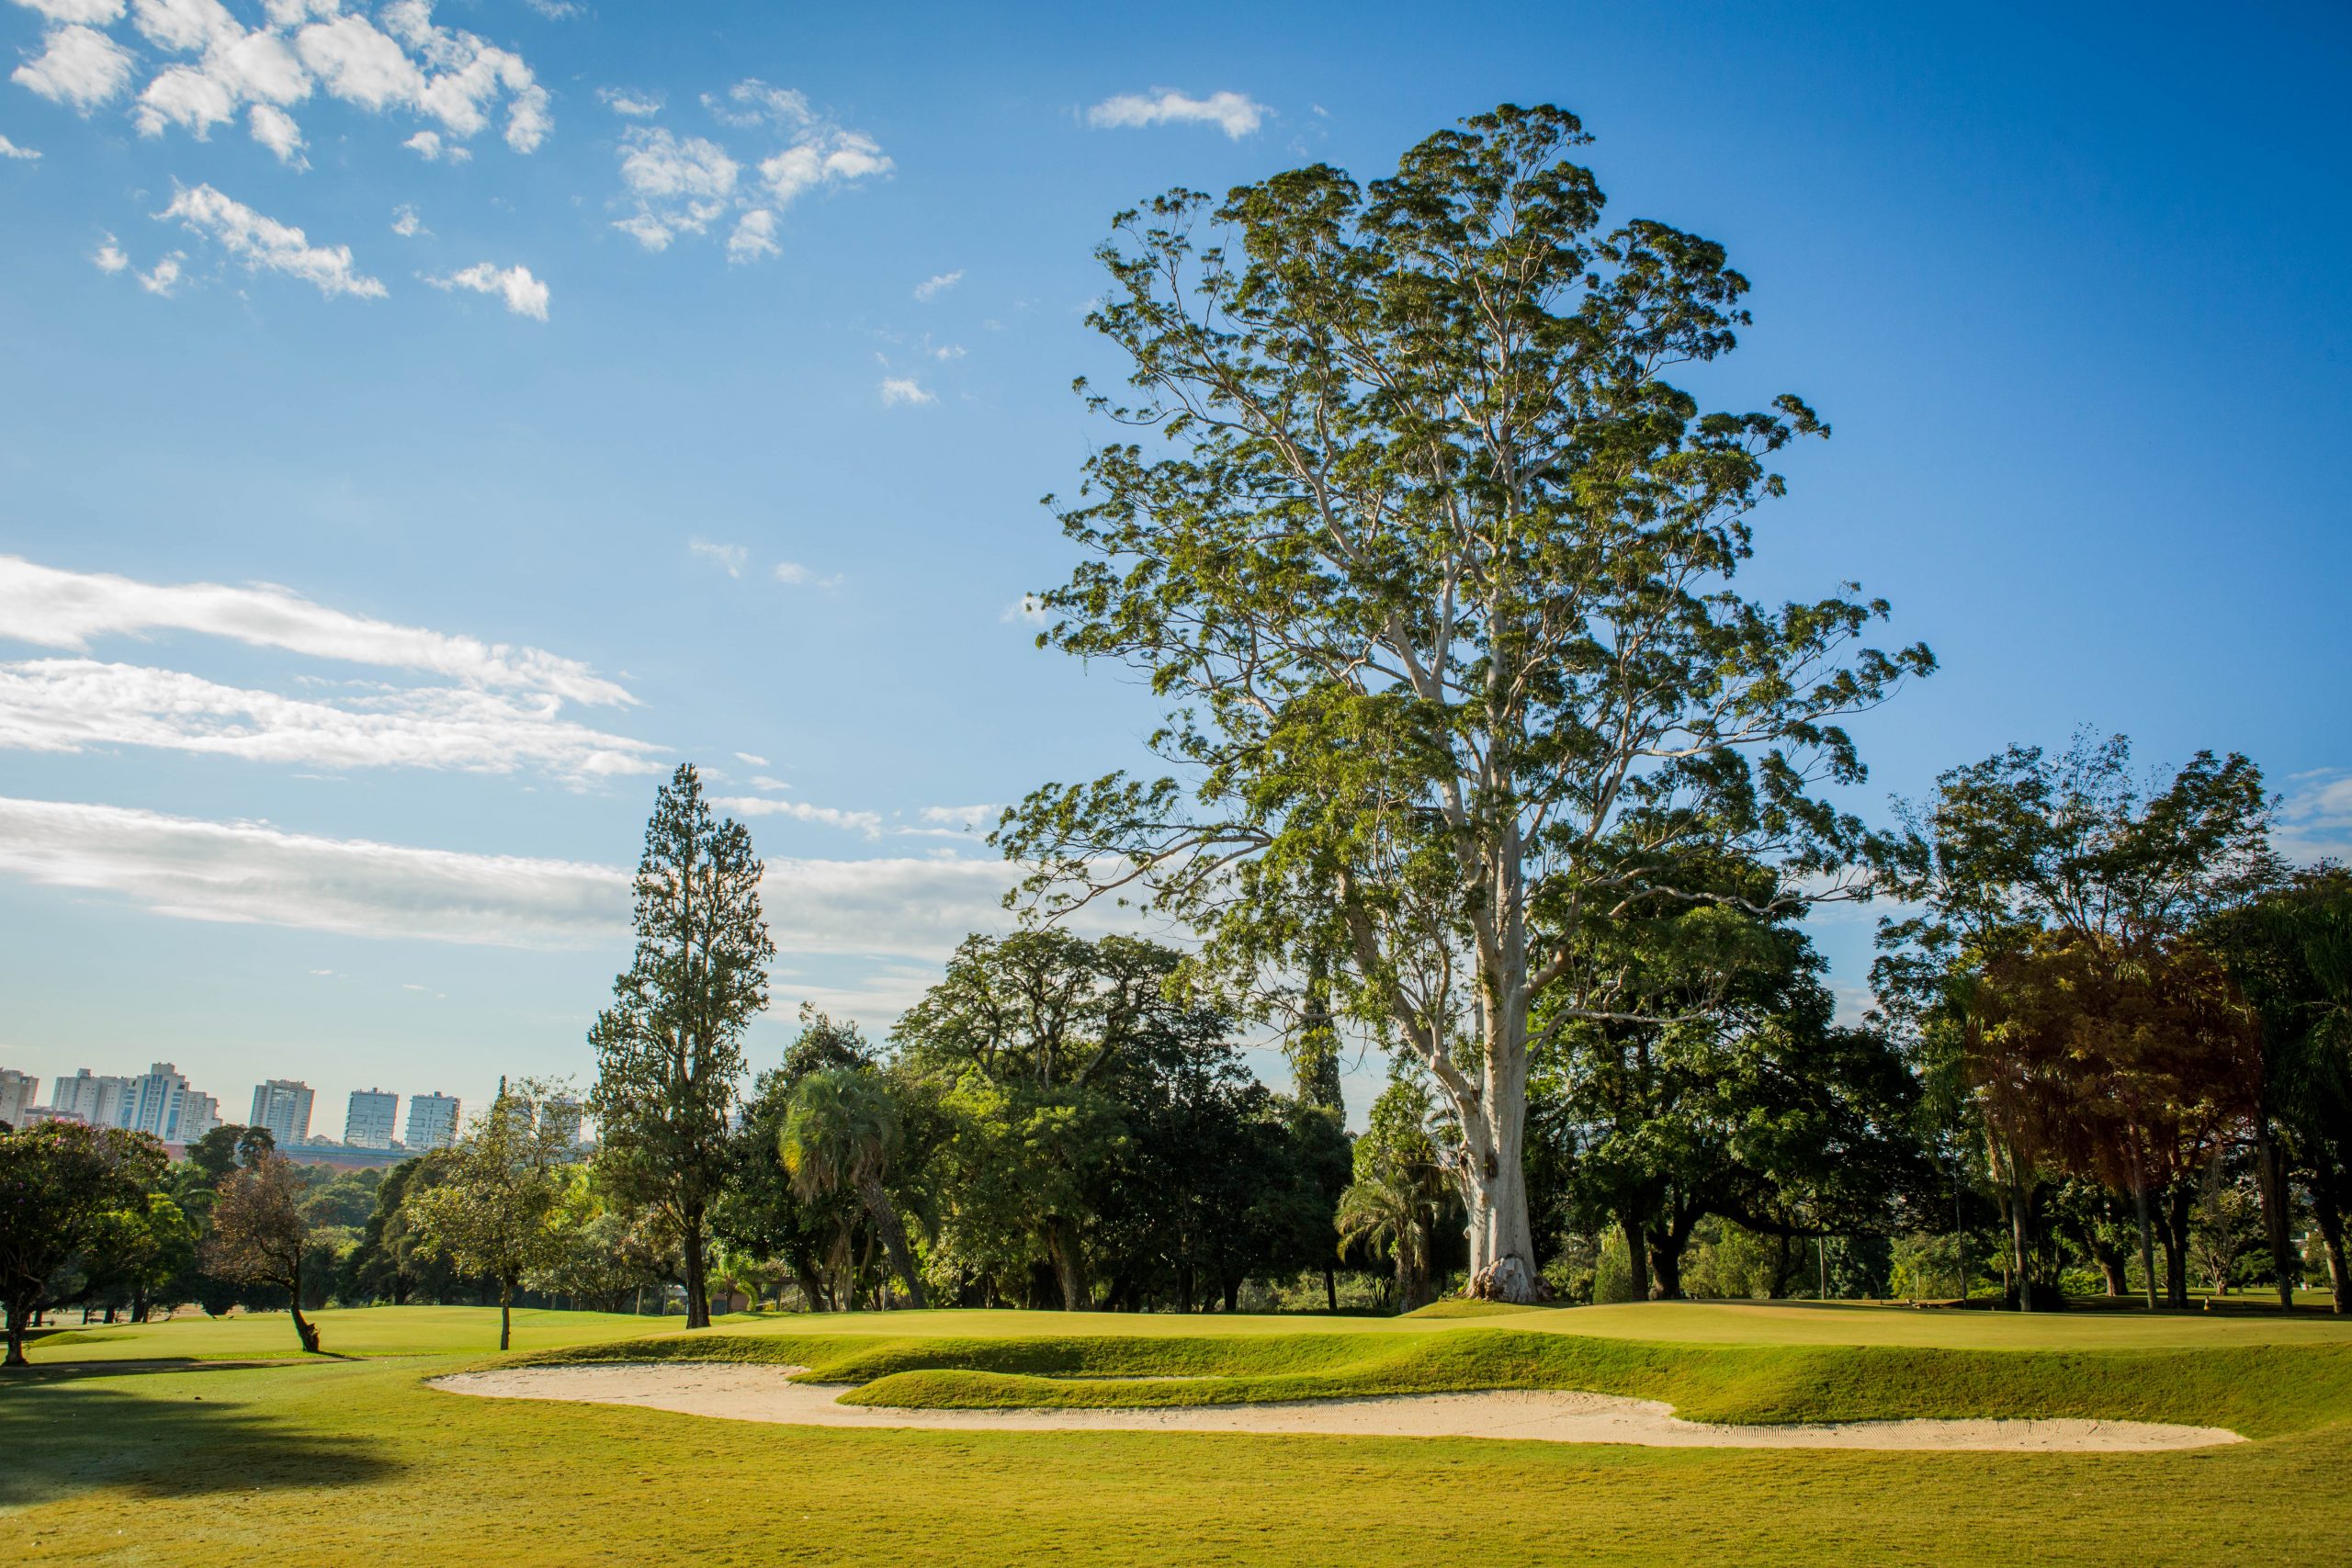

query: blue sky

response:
[2,0,2346,1134]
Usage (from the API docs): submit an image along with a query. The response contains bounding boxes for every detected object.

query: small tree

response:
[403,1079,580,1350]
[205,1150,323,1353]
[782,1070,928,1309]
[0,1122,168,1365]
[590,763,774,1330]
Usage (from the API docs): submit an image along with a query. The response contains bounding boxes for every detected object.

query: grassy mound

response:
[505,1325,2352,1437]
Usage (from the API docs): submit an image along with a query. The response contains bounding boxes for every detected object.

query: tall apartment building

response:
[124,1063,198,1141]
[345,1088,400,1149]
[51,1068,133,1128]
[177,1089,223,1141]
[403,1092,461,1151]
[250,1079,314,1145]
[0,1068,36,1126]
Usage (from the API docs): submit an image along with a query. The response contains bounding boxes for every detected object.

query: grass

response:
[17,1305,744,1363]
[8,1302,2352,1565]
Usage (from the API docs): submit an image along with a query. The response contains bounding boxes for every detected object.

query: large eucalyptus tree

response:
[999,105,1928,1301]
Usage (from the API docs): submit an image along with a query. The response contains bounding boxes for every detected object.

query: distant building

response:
[51,1068,134,1129]
[345,1088,401,1149]
[250,1079,315,1145]
[177,1089,223,1141]
[0,1068,35,1127]
[537,1097,584,1151]
[404,1092,460,1151]
[125,1063,203,1141]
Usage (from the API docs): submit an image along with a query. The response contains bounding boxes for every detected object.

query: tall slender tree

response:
[997,105,1928,1301]
[590,764,774,1329]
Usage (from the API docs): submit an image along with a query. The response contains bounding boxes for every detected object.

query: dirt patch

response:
[430,1363,2245,1451]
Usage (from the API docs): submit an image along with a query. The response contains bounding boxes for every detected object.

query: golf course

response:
[9,1301,2351,1564]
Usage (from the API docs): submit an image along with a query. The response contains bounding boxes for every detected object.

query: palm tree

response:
[780,1069,928,1309]
[1337,1164,1441,1311]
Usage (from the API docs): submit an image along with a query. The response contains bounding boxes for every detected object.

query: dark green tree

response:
[204,1149,324,1353]
[590,763,775,1329]
[782,1069,928,1309]
[998,104,1929,1302]
[0,1122,168,1365]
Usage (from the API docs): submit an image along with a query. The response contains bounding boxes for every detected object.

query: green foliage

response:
[0,1120,170,1364]
[589,762,775,1330]
[203,1151,323,1352]
[401,1081,582,1349]
[999,103,1928,1299]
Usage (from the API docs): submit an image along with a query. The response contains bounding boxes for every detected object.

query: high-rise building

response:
[51,1068,133,1129]
[250,1079,314,1145]
[177,1090,223,1141]
[403,1092,460,1151]
[345,1088,400,1149]
[0,1068,36,1127]
[125,1063,197,1140]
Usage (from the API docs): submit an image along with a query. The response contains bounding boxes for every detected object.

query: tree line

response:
[6,106,2344,1359]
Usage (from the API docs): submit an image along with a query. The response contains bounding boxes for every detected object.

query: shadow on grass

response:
[0,1378,403,1507]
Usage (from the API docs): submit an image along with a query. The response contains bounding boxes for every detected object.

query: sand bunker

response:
[431,1363,2243,1452]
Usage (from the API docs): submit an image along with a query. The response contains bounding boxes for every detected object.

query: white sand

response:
[429,1363,2243,1452]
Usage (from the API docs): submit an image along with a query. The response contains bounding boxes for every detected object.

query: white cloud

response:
[14,1,128,23]
[0,795,632,947]
[160,184,386,300]
[390,202,425,237]
[0,134,41,160]
[689,538,747,578]
[734,751,769,768]
[2278,770,2352,864]
[611,125,737,249]
[710,795,882,839]
[0,796,1062,960]
[912,269,961,302]
[597,85,662,117]
[749,774,790,793]
[0,555,634,705]
[1086,88,1267,139]
[248,101,305,163]
[878,377,933,407]
[772,560,842,590]
[611,78,888,262]
[402,128,468,162]
[920,804,1002,830]
[1001,594,1048,626]
[427,259,549,320]
[727,208,778,264]
[92,236,129,271]
[136,253,180,294]
[12,24,135,109]
[520,0,579,17]
[0,659,662,783]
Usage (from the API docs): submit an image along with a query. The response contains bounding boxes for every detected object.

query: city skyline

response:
[6,1055,471,1155]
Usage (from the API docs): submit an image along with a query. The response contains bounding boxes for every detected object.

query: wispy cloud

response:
[1001,594,1048,626]
[426,260,550,321]
[2278,769,2352,864]
[1086,89,1267,140]
[773,560,843,590]
[878,377,933,407]
[913,269,962,301]
[0,798,1118,957]
[160,184,385,300]
[612,78,889,261]
[0,659,662,784]
[0,134,40,160]
[390,203,426,238]
[0,556,634,705]
[712,795,883,838]
[689,539,748,578]
[734,751,770,768]
[597,85,662,118]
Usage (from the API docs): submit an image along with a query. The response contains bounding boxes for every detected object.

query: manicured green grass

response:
[10,1304,2352,1565]
[20,1304,756,1363]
